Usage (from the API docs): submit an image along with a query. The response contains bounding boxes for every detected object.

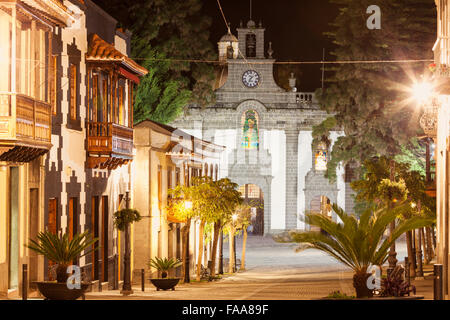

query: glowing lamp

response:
[411,81,433,104]
[184,201,193,210]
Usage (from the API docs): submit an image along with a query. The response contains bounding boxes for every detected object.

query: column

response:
[285,129,299,230]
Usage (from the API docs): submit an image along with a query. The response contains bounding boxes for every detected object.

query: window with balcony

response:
[0,3,53,162]
[85,33,147,170]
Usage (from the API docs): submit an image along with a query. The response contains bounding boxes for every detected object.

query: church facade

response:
[170,20,355,234]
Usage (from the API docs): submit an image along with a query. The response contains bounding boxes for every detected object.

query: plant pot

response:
[34,281,89,300]
[353,273,373,298]
[150,278,180,291]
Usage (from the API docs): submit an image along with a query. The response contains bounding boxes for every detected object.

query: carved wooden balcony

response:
[0,93,52,162]
[86,122,133,170]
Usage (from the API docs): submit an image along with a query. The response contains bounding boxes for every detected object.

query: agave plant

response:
[27,231,98,283]
[287,203,433,298]
[148,257,182,278]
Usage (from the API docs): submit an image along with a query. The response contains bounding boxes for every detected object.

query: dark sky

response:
[202,0,339,91]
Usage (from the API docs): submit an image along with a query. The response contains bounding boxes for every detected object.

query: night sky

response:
[202,0,339,91]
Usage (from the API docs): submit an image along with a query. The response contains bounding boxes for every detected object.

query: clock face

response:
[242,70,260,88]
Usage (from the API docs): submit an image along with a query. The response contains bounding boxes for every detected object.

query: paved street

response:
[85,234,420,300]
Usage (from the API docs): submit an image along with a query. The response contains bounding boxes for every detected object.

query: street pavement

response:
[83,234,433,300]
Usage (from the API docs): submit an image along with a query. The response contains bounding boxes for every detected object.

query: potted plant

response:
[278,203,433,298]
[26,231,97,300]
[148,257,182,291]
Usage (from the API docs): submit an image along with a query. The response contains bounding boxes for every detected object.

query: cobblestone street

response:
[85,234,420,300]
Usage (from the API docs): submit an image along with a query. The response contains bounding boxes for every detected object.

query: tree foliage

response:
[351,156,435,219]
[281,203,433,297]
[314,0,436,181]
[94,0,216,124]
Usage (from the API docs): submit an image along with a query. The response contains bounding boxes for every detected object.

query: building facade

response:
[431,0,450,300]
[170,19,355,234]
[42,0,147,290]
[133,120,224,279]
[0,0,74,298]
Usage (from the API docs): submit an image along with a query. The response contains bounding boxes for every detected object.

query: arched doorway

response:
[309,195,332,232]
[238,184,264,235]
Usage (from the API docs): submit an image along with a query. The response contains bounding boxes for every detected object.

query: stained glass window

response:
[315,141,328,171]
[242,110,259,149]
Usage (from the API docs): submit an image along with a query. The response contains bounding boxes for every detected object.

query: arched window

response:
[315,141,328,171]
[241,110,259,150]
[226,45,234,59]
[246,33,256,57]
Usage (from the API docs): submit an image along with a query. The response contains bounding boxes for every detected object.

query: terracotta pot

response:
[150,278,180,291]
[35,281,89,300]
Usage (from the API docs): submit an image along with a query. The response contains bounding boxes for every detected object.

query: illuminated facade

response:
[0,0,74,298]
[432,0,450,300]
[42,0,147,291]
[133,120,224,279]
[171,18,356,234]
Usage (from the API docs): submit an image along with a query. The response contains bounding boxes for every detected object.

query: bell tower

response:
[237,0,265,59]
[237,20,265,59]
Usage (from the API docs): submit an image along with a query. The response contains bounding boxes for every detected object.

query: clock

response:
[242,70,260,88]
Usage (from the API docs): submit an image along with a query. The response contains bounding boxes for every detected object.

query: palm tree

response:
[288,203,433,298]
[148,257,182,278]
[27,231,97,283]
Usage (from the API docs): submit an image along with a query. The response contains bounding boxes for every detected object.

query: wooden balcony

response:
[86,122,133,170]
[0,93,52,162]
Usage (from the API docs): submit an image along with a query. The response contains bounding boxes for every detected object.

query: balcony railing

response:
[87,122,133,160]
[0,93,51,162]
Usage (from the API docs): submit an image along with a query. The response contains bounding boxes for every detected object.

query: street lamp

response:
[232,214,238,272]
[184,201,193,210]
[411,81,433,104]
[121,191,133,295]
[183,200,192,283]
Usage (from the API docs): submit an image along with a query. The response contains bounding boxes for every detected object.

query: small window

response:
[50,56,57,115]
[69,64,77,120]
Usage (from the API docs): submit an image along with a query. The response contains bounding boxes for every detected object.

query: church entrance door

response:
[238,184,264,235]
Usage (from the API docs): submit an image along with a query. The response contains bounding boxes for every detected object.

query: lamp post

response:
[218,230,224,274]
[121,191,133,295]
[387,161,397,276]
[183,201,192,283]
[232,214,238,273]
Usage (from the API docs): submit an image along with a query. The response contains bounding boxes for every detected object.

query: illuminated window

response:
[50,55,57,115]
[241,110,259,149]
[69,64,77,120]
[238,184,261,199]
[118,86,124,125]
[315,141,328,171]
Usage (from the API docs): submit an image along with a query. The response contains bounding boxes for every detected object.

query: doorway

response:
[8,167,19,290]
[29,188,39,287]
[101,196,108,282]
[309,195,332,232]
[239,184,264,235]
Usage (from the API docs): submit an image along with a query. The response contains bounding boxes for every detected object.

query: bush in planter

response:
[113,208,141,231]
[27,231,97,283]
[148,257,182,278]
[278,203,433,298]
[379,265,416,297]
